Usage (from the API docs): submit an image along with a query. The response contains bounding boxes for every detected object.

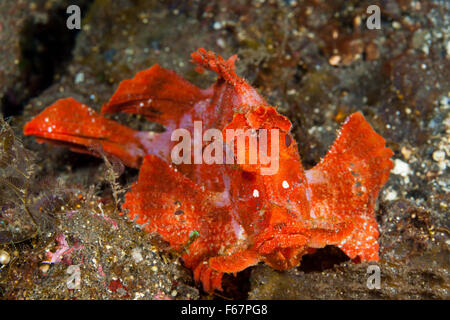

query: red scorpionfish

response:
[24,48,393,293]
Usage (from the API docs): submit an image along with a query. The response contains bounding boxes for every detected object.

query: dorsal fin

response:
[191,48,242,87]
[101,64,210,124]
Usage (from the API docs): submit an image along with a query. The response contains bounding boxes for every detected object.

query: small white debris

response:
[213,21,222,30]
[282,181,290,189]
[392,159,411,177]
[329,55,341,66]
[392,21,401,29]
[446,39,450,58]
[432,150,445,162]
[384,189,398,201]
[131,248,143,263]
[74,72,85,84]
[0,250,10,265]
[216,38,226,48]
[253,189,259,198]
[134,292,145,300]
[401,146,412,160]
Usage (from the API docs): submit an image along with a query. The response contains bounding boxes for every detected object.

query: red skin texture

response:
[23,98,146,168]
[23,48,393,293]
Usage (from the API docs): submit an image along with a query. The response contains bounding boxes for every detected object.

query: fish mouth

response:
[260,241,308,270]
[254,219,354,256]
[24,125,107,141]
[255,231,310,255]
[252,228,315,270]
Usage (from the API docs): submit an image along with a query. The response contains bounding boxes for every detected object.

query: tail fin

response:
[101,64,209,124]
[305,112,393,261]
[24,98,146,168]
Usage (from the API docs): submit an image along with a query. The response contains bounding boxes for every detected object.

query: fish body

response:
[24,49,393,293]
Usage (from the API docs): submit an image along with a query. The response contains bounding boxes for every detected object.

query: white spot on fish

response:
[231,219,246,241]
[282,180,289,189]
[253,189,259,198]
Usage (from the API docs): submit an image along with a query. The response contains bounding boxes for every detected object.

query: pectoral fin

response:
[24,98,146,168]
[208,250,260,273]
[102,64,210,124]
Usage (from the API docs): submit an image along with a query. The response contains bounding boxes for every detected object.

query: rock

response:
[432,150,445,162]
[131,248,144,263]
[392,159,412,177]
[0,250,10,265]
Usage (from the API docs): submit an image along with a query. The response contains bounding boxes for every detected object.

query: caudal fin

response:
[24,98,146,168]
[305,112,393,261]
